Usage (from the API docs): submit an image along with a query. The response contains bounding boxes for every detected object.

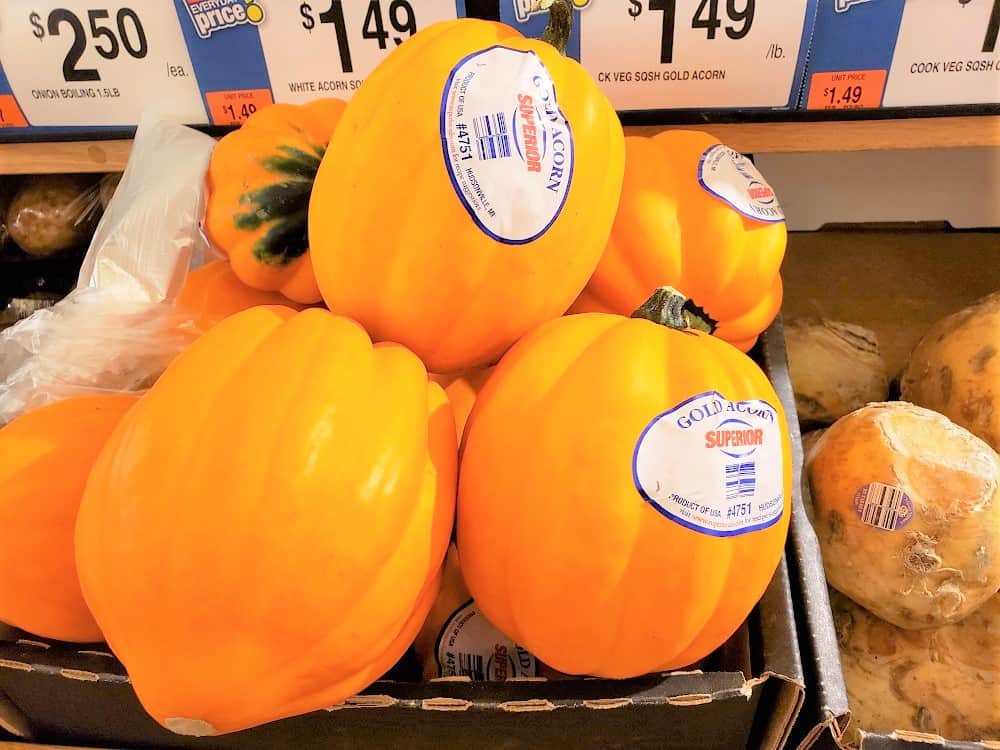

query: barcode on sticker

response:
[473,113,511,161]
[457,652,485,680]
[725,462,756,501]
[860,482,906,531]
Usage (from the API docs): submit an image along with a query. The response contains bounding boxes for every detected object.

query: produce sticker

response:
[440,46,575,244]
[632,390,785,537]
[698,145,784,223]
[853,481,914,531]
[435,599,536,680]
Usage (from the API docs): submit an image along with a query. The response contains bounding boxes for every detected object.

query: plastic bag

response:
[0,113,216,424]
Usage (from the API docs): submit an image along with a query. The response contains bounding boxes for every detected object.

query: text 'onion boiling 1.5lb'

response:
[309,1,625,373]
[457,287,791,677]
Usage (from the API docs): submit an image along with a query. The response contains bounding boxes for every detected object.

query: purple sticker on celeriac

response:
[853,481,914,531]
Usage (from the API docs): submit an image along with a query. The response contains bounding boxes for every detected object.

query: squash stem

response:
[631,287,718,335]
[536,0,573,55]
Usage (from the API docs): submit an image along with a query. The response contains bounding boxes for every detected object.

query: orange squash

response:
[76,307,457,735]
[458,287,791,677]
[204,99,346,305]
[176,260,305,334]
[0,394,136,642]
[570,131,787,352]
[430,367,493,441]
[309,2,625,372]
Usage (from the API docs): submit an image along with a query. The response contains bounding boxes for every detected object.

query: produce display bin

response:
[0,324,806,750]
[763,307,999,750]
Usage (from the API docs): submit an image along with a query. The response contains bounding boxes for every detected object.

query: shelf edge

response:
[1,116,997,174]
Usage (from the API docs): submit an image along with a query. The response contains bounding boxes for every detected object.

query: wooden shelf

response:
[0,116,998,174]
[0,139,133,175]
[628,115,1000,155]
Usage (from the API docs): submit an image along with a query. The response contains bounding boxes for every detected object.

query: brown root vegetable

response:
[786,319,889,424]
[901,292,1000,452]
[832,589,1000,744]
[809,402,1000,629]
[7,175,100,257]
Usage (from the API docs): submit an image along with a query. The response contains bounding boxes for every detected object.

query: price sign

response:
[883,0,1000,107]
[0,2,206,127]
[204,88,272,126]
[0,65,28,128]
[578,0,812,110]
[883,0,1000,106]
[256,1,459,104]
[0,95,28,128]
[805,69,886,110]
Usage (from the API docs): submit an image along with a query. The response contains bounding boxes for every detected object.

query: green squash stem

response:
[631,286,718,335]
[535,0,573,55]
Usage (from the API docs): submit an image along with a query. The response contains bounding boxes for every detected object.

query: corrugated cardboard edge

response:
[0,649,792,718]
[740,321,809,750]
[749,669,806,750]
[798,711,851,750]
[748,552,807,750]
[0,628,33,740]
[759,320,852,750]
[0,690,30,740]
[0,636,123,740]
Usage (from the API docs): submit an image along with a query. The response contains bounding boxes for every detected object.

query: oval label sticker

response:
[698,145,784,223]
[435,599,536,680]
[440,46,574,244]
[632,391,785,537]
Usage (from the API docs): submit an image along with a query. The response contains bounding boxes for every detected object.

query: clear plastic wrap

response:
[0,177,16,248]
[0,114,216,425]
[98,172,122,212]
[6,174,103,258]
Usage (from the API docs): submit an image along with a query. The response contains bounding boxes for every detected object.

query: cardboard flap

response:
[760,319,852,750]
[754,557,807,750]
[0,627,31,740]
[0,690,30,740]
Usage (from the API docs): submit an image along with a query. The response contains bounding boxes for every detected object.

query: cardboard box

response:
[770,307,998,750]
[0,323,806,750]
[0,585,802,750]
